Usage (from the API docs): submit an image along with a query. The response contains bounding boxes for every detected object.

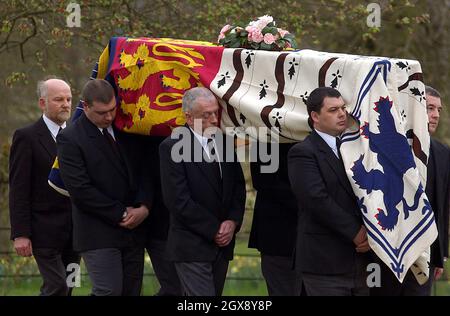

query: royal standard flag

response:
[49,37,437,285]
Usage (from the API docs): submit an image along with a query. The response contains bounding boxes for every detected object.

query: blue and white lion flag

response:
[212,47,437,284]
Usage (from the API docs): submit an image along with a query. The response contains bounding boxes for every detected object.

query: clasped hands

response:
[214,220,237,247]
[353,225,371,253]
[119,205,149,229]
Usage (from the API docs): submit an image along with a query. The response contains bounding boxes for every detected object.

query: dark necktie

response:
[53,127,63,142]
[102,128,120,157]
[336,137,342,160]
[207,138,222,179]
[207,138,216,156]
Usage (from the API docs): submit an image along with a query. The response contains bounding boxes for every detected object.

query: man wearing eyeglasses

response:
[159,87,246,296]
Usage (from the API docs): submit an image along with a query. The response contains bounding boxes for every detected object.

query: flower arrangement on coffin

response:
[218,15,298,51]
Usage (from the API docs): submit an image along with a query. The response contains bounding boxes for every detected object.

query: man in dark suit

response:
[159,87,246,296]
[371,85,449,296]
[288,87,371,296]
[57,79,152,296]
[134,135,182,296]
[9,77,80,296]
[249,142,302,296]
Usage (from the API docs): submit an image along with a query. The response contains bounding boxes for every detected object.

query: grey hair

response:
[182,87,216,112]
[36,75,60,100]
[37,80,48,99]
[425,85,441,99]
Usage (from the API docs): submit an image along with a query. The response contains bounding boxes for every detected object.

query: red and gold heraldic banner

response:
[98,37,224,136]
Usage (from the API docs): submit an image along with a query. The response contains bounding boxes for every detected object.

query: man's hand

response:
[353,225,370,253]
[434,267,444,280]
[214,220,237,247]
[119,205,149,229]
[355,239,370,253]
[14,237,33,257]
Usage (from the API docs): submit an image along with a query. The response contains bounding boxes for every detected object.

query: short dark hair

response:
[425,85,441,99]
[306,87,342,129]
[81,79,115,107]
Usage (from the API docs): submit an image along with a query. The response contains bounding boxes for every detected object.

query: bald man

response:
[9,77,80,296]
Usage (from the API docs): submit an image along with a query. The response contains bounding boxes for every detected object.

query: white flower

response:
[258,15,273,27]
[247,15,274,31]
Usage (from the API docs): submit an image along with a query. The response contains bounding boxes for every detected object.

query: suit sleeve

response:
[159,140,220,241]
[227,153,246,231]
[251,142,293,194]
[444,147,450,258]
[122,133,154,210]
[8,129,32,239]
[57,132,124,226]
[288,144,361,243]
[135,161,154,211]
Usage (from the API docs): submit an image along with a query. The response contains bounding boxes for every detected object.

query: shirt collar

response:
[43,114,66,140]
[315,129,340,157]
[98,125,115,140]
[190,127,209,148]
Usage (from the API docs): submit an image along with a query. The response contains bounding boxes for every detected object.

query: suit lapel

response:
[219,135,235,204]
[187,128,222,198]
[311,131,355,198]
[36,117,57,159]
[115,130,135,187]
[82,115,128,179]
[431,139,447,213]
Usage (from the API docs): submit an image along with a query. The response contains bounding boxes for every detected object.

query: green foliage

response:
[0,143,10,247]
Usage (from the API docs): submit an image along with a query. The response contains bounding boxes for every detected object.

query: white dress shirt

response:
[43,114,66,142]
[315,129,340,159]
[190,127,222,176]
[98,125,116,141]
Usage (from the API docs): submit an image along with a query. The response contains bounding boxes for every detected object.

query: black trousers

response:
[146,239,182,296]
[302,254,370,296]
[174,250,229,296]
[81,247,144,296]
[261,254,302,296]
[33,247,80,296]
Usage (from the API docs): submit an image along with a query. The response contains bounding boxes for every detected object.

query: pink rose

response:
[278,28,289,38]
[263,33,276,45]
[245,25,257,34]
[250,30,264,43]
[246,26,264,43]
[220,24,232,35]
[257,15,274,29]
[284,41,292,48]
[218,24,232,42]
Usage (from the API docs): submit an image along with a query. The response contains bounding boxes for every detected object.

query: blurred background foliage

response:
[1,0,449,294]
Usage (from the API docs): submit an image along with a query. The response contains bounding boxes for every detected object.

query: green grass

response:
[2,235,449,296]
[0,237,267,296]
